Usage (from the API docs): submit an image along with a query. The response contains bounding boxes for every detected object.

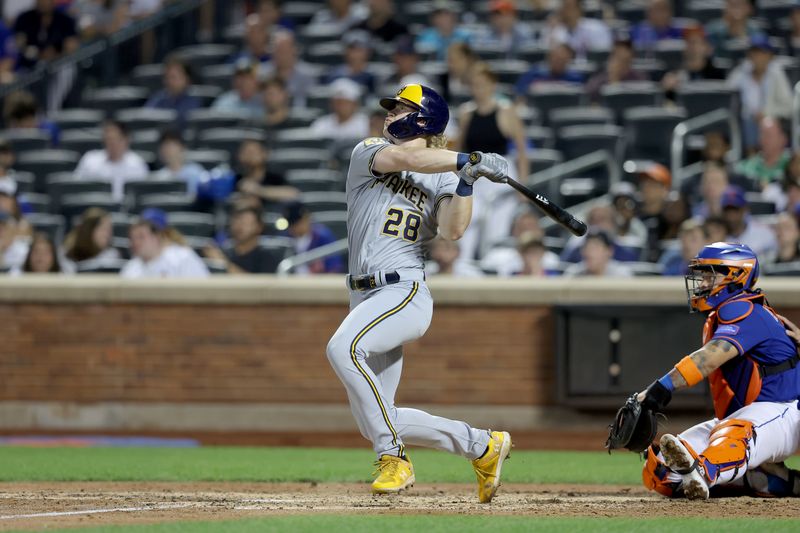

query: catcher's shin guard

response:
[642,444,681,497]
[698,419,754,485]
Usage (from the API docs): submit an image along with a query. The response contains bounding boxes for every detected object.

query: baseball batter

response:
[636,242,800,499]
[325,84,512,502]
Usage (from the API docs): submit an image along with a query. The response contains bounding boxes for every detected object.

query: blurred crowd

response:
[0,0,799,278]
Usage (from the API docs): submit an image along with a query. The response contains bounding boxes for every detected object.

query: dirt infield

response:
[1,482,798,531]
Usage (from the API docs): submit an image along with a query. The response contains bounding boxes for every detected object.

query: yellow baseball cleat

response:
[472,431,512,503]
[371,455,415,494]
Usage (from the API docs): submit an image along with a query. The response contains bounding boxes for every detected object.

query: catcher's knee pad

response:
[642,444,682,497]
[699,419,754,484]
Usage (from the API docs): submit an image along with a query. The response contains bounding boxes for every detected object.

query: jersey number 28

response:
[382,208,421,242]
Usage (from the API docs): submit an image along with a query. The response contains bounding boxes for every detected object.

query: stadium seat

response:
[15,150,81,192]
[286,169,343,193]
[744,193,776,215]
[283,108,324,129]
[557,124,624,161]
[269,149,331,174]
[186,85,224,107]
[528,148,564,175]
[125,180,188,208]
[686,2,723,24]
[60,129,103,154]
[60,192,119,220]
[527,85,586,123]
[27,213,66,244]
[129,129,162,153]
[258,236,294,261]
[615,2,646,22]
[517,44,548,65]
[549,107,614,130]
[76,257,128,274]
[50,109,105,131]
[301,191,347,213]
[199,63,236,90]
[763,261,800,276]
[81,86,149,116]
[116,108,178,131]
[313,210,348,240]
[601,82,663,122]
[136,192,195,213]
[130,63,165,91]
[175,44,236,69]
[653,40,686,71]
[623,106,687,165]
[135,150,157,169]
[0,129,50,151]
[111,212,134,238]
[473,42,511,61]
[525,125,555,150]
[12,171,35,193]
[46,175,112,212]
[185,149,230,170]
[305,42,344,66]
[168,211,216,238]
[282,1,319,25]
[196,128,267,159]
[186,109,249,133]
[204,257,228,274]
[273,129,330,151]
[676,81,736,117]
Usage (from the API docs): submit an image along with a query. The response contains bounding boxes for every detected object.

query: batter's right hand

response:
[458,152,509,184]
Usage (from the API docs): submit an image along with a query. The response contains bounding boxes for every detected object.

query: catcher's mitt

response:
[605,393,658,453]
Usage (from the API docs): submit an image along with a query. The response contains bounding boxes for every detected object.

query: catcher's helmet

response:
[685,242,759,312]
[379,84,449,140]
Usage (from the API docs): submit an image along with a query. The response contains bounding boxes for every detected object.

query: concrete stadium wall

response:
[0,277,798,436]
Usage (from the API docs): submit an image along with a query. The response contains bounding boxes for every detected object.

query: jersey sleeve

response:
[348,137,391,187]
[710,301,766,355]
[432,172,459,221]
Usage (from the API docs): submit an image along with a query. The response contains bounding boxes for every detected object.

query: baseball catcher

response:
[607,242,800,499]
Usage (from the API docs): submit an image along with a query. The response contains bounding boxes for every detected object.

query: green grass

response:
[1,447,798,486]
[1,447,656,485]
[16,516,800,533]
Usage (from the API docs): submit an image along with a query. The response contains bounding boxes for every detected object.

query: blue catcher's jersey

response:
[703,292,800,418]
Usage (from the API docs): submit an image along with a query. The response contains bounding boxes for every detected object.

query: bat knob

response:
[468,152,481,164]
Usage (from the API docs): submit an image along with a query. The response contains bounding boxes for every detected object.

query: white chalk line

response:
[0,502,193,520]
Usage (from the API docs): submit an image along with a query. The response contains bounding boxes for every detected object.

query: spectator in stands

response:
[703,215,728,243]
[734,117,791,189]
[635,163,671,263]
[661,25,726,100]
[2,90,59,145]
[0,207,29,272]
[74,119,149,202]
[309,78,369,140]
[13,0,79,71]
[610,181,647,249]
[152,130,207,198]
[661,195,691,241]
[561,203,640,263]
[415,0,470,60]
[63,206,120,266]
[0,141,17,194]
[257,0,295,33]
[260,30,316,108]
[367,106,385,138]
[480,209,560,276]
[782,152,800,213]
[121,208,209,278]
[381,35,433,94]
[325,30,376,94]
[230,14,271,65]
[260,76,291,129]
[144,55,201,131]
[790,3,800,51]
[0,18,15,83]
[71,0,128,39]
[212,60,264,115]
[727,36,792,153]
[426,236,483,277]
[439,42,477,102]
[772,212,800,264]
[514,43,583,102]
[660,219,708,276]
[692,162,729,219]
[353,0,408,43]
[234,138,299,204]
[541,0,612,58]
[516,231,559,277]
[701,130,731,166]
[455,63,529,181]
[283,200,344,274]
[473,0,536,58]
[631,0,682,52]
[720,185,777,258]
[705,0,762,57]
[306,0,366,34]
[14,231,61,274]
[564,228,633,277]
[203,206,281,273]
[586,37,647,103]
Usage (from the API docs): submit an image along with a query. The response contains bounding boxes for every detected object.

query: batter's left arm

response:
[437,194,472,241]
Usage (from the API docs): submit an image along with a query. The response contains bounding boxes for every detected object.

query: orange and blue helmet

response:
[379,84,449,140]
[685,242,760,312]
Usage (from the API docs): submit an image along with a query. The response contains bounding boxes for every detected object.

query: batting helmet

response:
[379,84,449,140]
[684,242,760,312]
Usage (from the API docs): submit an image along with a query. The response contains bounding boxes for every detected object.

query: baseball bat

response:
[468,152,588,237]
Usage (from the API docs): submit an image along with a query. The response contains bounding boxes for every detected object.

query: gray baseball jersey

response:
[326,137,491,461]
[346,137,459,275]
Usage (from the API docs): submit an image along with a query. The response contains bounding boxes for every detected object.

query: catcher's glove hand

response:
[605,393,659,454]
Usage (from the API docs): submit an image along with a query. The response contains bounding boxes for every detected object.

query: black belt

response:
[758,353,800,378]
[348,271,401,291]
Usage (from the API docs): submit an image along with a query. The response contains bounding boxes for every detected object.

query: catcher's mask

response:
[684,242,759,313]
